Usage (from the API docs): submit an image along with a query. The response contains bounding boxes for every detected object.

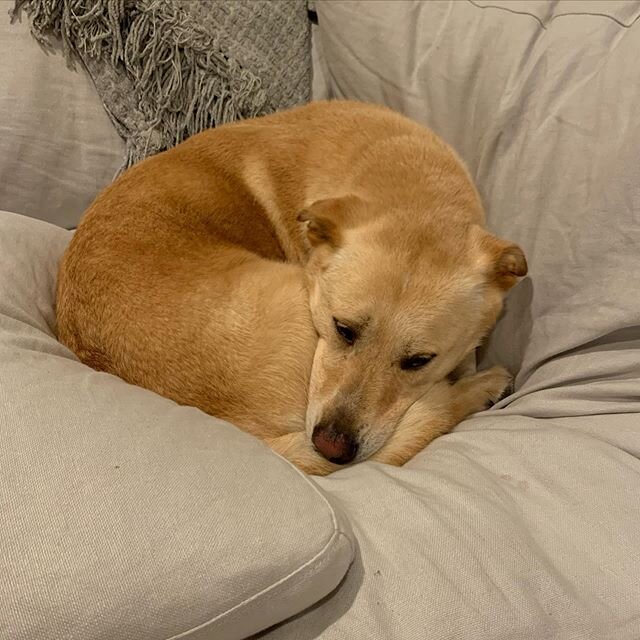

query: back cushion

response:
[314,0,640,412]
[0,15,123,228]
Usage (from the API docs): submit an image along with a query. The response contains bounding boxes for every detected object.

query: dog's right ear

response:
[297,195,363,249]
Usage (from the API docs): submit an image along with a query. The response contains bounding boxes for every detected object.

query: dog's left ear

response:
[494,243,527,290]
[472,225,528,290]
[297,195,363,249]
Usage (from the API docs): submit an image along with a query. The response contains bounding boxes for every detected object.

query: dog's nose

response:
[312,424,359,465]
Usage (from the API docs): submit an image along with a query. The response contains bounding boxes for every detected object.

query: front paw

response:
[475,365,513,407]
[452,365,513,418]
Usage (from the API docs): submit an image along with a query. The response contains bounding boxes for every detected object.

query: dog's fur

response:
[56,101,527,475]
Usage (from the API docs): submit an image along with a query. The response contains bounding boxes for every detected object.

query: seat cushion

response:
[0,15,124,228]
[0,210,354,640]
[257,411,640,640]
[253,2,640,639]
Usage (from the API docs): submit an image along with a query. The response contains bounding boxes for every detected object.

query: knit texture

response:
[11,0,311,171]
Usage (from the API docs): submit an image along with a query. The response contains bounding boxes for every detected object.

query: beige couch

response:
[2,2,640,639]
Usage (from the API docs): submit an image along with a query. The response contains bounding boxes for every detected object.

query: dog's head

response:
[299,194,526,465]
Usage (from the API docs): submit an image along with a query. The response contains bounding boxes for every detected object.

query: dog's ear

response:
[472,226,528,290]
[297,202,340,248]
[297,195,363,249]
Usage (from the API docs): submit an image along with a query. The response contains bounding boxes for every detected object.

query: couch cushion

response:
[0,210,354,640]
[257,409,640,640]
[252,2,640,639]
[0,15,124,228]
[313,0,640,408]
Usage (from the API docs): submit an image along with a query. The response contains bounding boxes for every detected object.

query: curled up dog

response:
[56,101,527,475]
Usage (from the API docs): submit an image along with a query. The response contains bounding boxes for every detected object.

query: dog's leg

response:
[266,432,339,476]
[449,365,513,417]
[370,366,511,467]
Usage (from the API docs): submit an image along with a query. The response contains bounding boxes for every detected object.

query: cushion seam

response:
[164,530,351,640]
[163,461,353,640]
[466,0,640,30]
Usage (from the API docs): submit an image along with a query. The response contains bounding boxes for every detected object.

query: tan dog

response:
[56,101,526,475]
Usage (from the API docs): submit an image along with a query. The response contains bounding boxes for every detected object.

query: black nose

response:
[312,424,359,465]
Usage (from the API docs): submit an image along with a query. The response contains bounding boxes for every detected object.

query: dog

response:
[56,100,527,476]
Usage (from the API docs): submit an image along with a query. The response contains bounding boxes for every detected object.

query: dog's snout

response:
[312,423,359,465]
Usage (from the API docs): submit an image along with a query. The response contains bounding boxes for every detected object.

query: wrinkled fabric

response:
[258,2,640,639]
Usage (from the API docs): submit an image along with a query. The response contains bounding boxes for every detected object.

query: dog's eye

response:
[333,318,357,345]
[400,354,435,371]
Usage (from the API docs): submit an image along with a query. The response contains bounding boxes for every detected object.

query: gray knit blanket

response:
[11,0,311,171]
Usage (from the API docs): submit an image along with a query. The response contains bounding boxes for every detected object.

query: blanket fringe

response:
[11,0,267,169]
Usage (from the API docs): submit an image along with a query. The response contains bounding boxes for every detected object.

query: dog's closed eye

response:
[400,354,436,371]
[333,318,357,345]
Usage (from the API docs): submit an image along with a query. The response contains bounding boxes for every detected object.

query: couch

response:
[2,2,639,639]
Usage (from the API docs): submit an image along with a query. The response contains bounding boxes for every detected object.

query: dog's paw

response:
[452,365,513,417]
[476,365,513,408]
